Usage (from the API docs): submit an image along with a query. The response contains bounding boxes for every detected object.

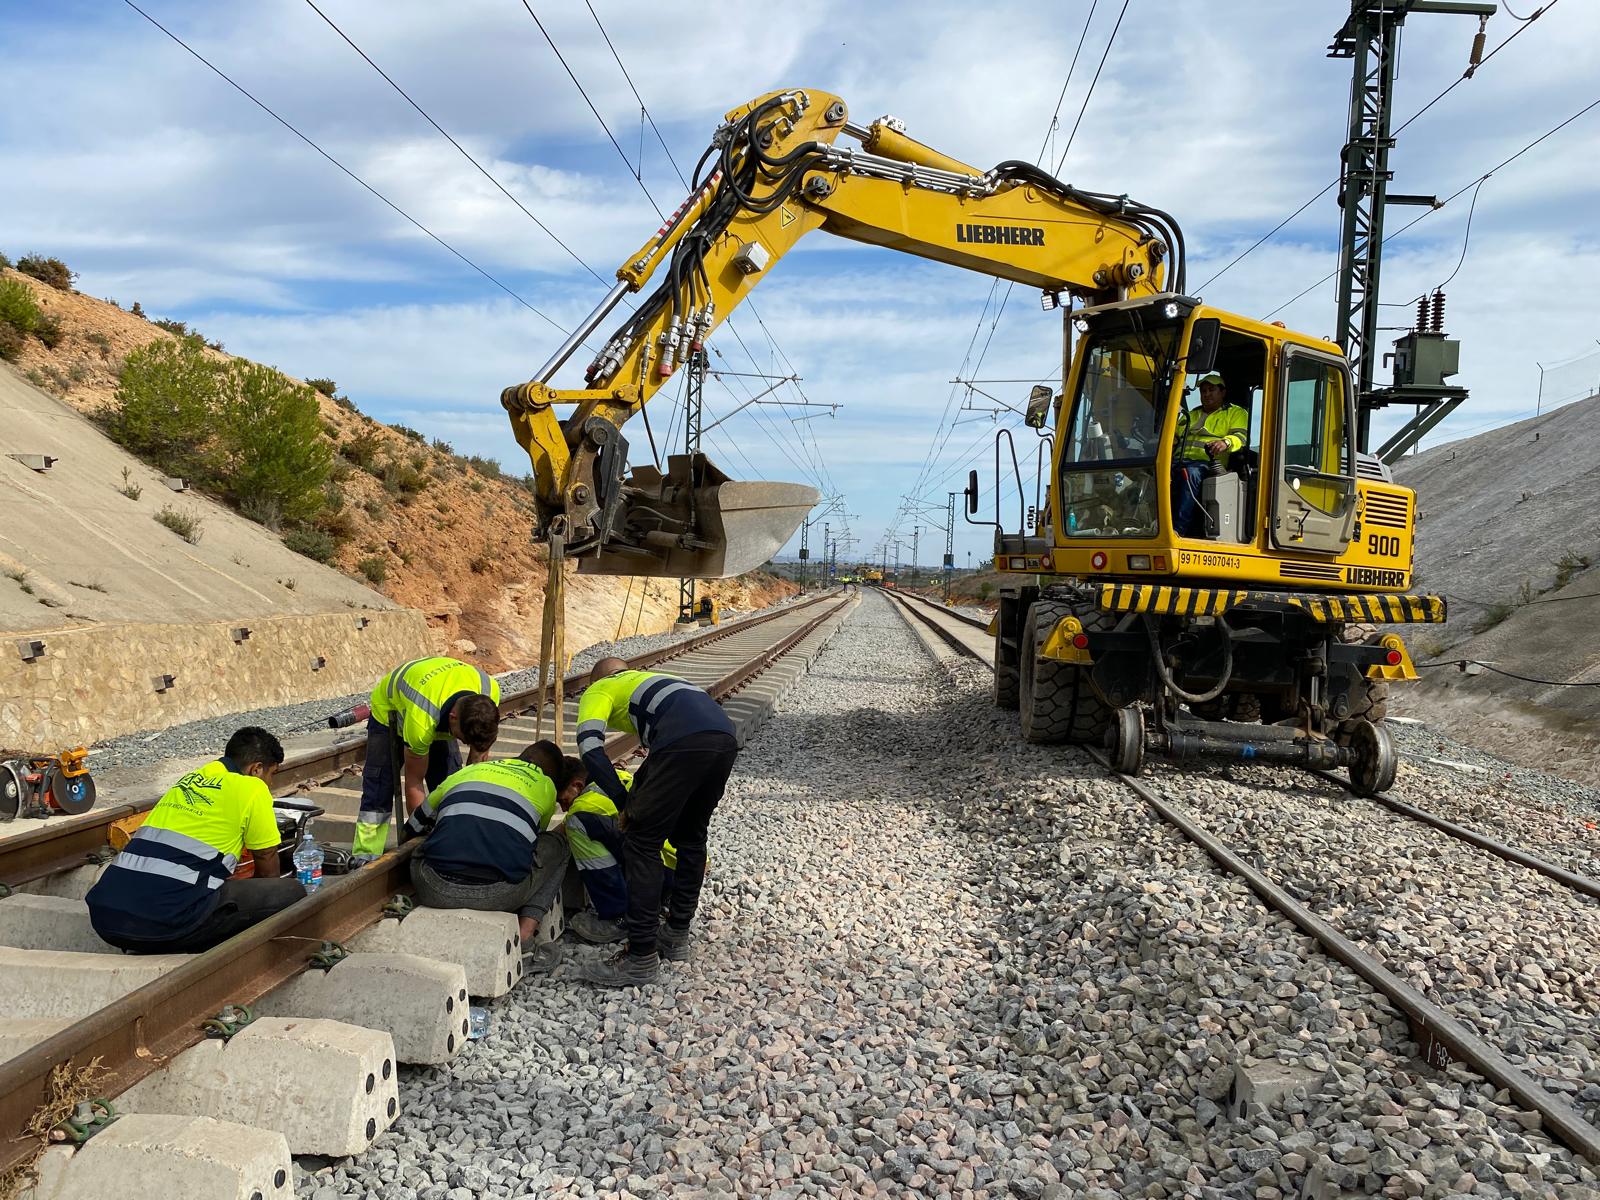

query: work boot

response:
[521,942,562,975]
[577,948,660,987]
[657,923,693,963]
[568,911,626,944]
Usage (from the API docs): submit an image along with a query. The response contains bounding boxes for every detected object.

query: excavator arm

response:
[503,88,1184,577]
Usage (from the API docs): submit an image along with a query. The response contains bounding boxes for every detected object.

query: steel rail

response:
[0,592,838,893]
[895,587,990,632]
[0,591,853,1175]
[885,589,990,660]
[1091,748,1600,1164]
[887,587,1600,1162]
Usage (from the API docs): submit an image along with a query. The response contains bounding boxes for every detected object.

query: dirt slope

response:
[1392,395,1600,780]
[2,268,795,670]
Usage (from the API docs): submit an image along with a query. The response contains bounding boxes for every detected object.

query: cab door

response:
[1270,348,1358,554]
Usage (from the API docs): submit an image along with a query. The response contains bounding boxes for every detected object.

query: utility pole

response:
[1329,0,1491,457]
[944,493,957,601]
[798,519,810,591]
[677,348,708,623]
[912,525,920,577]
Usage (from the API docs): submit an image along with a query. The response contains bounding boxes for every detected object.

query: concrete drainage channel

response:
[0,591,854,1199]
[883,585,1600,1169]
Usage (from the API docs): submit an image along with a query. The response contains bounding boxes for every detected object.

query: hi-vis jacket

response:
[575,670,733,805]
[405,758,555,884]
[1178,403,1250,468]
[86,759,280,941]
[370,657,500,756]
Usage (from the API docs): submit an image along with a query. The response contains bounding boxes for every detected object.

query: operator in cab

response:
[403,739,576,954]
[1172,371,1249,538]
[571,658,738,986]
[352,657,501,860]
[87,727,305,953]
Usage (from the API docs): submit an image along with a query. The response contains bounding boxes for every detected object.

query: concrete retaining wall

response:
[3,608,433,748]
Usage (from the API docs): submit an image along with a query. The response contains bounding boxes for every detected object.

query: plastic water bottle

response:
[293,830,324,894]
[468,1006,490,1040]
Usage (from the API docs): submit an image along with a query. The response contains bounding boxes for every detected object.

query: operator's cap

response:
[1198,371,1226,387]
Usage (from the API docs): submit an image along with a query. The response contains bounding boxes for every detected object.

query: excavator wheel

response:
[1107,706,1145,776]
[1336,623,1389,745]
[1019,597,1112,745]
[1347,719,1397,796]
[993,598,1020,710]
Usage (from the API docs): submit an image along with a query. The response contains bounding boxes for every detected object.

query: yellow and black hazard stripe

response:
[1096,584,1446,623]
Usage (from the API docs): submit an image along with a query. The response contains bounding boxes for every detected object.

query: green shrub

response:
[392,424,424,443]
[110,335,219,473]
[304,377,339,397]
[284,526,338,563]
[431,437,455,455]
[15,254,73,291]
[33,314,63,349]
[357,555,388,585]
[1554,551,1592,590]
[0,251,10,270]
[362,497,389,520]
[153,317,190,337]
[1471,601,1514,634]
[118,466,142,501]
[464,454,502,480]
[130,301,145,318]
[0,278,43,360]
[221,361,331,525]
[380,456,430,497]
[0,321,23,362]
[341,431,382,470]
[154,505,203,544]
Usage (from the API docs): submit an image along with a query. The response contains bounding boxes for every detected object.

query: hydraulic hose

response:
[1145,613,1233,705]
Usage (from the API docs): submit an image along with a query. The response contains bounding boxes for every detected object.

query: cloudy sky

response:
[4,0,1597,566]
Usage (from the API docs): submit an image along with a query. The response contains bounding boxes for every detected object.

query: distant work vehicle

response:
[502,89,1443,794]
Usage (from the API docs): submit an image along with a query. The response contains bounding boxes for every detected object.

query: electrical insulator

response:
[1416,296,1429,333]
[1468,17,1487,73]
[1431,289,1446,333]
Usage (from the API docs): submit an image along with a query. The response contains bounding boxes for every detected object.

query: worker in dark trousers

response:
[87,727,305,953]
[352,657,501,860]
[403,740,573,953]
[573,657,738,986]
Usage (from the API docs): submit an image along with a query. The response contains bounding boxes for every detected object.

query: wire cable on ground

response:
[1417,659,1600,687]
[121,0,570,334]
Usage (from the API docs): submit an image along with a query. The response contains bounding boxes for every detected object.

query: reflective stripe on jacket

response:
[405,758,555,884]
[369,657,500,756]
[575,670,732,804]
[567,775,676,869]
[1178,403,1250,466]
[87,759,279,941]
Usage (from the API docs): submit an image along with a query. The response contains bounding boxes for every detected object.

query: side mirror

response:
[966,470,979,515]
[1024,384,1053,429]
[1185,317,1222,375]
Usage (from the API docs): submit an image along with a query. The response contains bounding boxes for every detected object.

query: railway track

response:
[882,585,1600,1163]
[0,589,854,1186]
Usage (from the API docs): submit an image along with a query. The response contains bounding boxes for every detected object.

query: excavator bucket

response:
[578,454,818,579]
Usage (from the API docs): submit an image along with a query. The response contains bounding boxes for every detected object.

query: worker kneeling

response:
[353,657,502,859]
[573,658,739,987]
[563,767,681,945]
[403,741,574,950]
[86,728,305,954]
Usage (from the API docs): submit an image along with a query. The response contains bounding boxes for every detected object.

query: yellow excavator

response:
[503,88,1444,794]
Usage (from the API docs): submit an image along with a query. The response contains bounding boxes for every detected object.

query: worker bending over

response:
[563,767,681,944]
[1171,371,1250,538]
[404,741,574,948]
[87,727,305,953]
[573,658,738,986]
[353,656,501,859]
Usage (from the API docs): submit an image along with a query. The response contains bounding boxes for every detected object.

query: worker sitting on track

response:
[573,657,738,986]
[86,727,305,954]
[1171,371,1249,538]
[403,740,570,948]
[563,766,682,945]
[353,656,502,860]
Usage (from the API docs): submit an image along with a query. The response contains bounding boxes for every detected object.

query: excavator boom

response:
[503,89,1183,577]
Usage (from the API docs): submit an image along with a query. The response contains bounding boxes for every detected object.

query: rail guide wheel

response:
[1347,719,1397,797]
[0,762,22,822]
[48,767,97,815]
[1108,706,1145,776]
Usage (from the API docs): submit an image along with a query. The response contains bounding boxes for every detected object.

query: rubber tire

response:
[1337,623,1389,743]
[993,599,1020,711]
[1020,597,1112,745]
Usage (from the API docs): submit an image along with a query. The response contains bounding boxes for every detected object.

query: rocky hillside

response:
[0,264,794,670]
[1394,394,1600,780]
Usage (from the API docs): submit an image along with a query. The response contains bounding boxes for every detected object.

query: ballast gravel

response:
[298,590,1598,1199]
[84,596,806,773]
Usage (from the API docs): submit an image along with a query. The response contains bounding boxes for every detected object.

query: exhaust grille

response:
[1364,492,1410,529]
[1279,561,1343,581]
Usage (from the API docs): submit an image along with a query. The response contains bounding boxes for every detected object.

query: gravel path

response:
[297,590,1598,1199]
[85,596,809,773]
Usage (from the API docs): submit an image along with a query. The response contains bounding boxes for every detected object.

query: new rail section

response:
[880,585,1600,1163]
[0,590,853,1177]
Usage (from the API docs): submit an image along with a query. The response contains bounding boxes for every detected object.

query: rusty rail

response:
[0,591,851,1175]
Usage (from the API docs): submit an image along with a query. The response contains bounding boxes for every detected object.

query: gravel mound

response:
[297,590,1598,1199]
